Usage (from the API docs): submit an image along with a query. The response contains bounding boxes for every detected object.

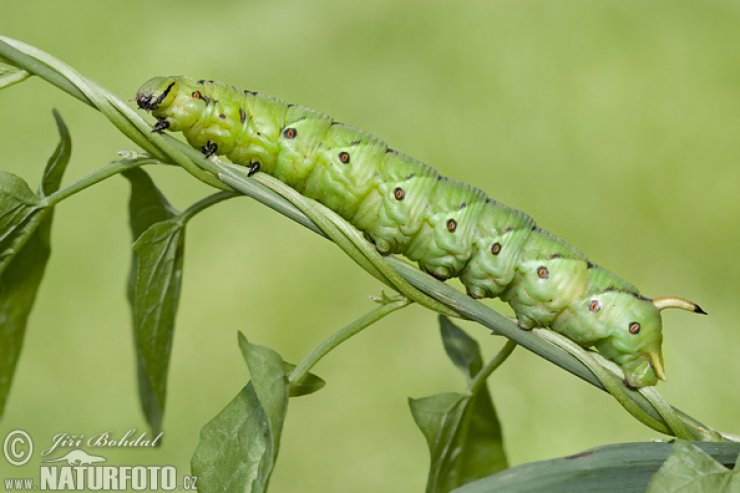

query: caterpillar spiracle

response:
[135,76,706,389]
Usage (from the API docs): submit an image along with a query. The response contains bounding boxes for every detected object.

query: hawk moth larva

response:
[135,76,705,388]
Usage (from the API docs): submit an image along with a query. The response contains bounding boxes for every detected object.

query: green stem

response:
[468,340,517,396]
[639,386,695,440]
[45,157,154,206]
[288,297,410,385]
[180,191,239,223]
[536,329,673,435]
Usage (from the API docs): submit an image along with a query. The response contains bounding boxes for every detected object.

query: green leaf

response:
[123,168,177,239]
[646,441,740,493]
[39,110,71,197]
[124,167,180,435]
[283,362,325,398]
[130,220,184,434]
[0,112,71,417]
[439,315,483,379]
[0,172,44,275]
[0,62,30,90]
[410,317,508,493]
[453,442,740,493]
[192,333,291,493]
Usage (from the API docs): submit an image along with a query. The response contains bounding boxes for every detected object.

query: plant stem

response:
[288,297,410,385]
[45,157,154,206]
[180,191,239,223]
[468,340,517,396]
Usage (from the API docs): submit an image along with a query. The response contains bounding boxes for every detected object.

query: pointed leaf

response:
[283,362,326,398]
[130,218,184,433]
[124,168,179,434]
[123,168,177,240]
[0,211,51,418]
[237,333,289,449]
[192,384,274,492]
[39,110,71,197]
[453,442,740,493]
[192,334,291,492]
[410,317,509,493]
[439,315,483,380]
[647,441,740,493]
[0,114,70,417]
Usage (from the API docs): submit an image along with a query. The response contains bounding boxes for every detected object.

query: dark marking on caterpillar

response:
[283,127,297,139]
[239,107,246,124]
[446,219,457,232]
[338,151,350,164]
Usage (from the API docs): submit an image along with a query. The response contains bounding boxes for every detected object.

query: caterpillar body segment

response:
[136,76,704,388]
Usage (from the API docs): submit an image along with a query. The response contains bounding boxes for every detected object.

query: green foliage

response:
[409,317,509,493]
[647,441,740,493]
[125,167,182,435]
[192,333,324,492]
[455,441,740,493]
[0,111,69,417]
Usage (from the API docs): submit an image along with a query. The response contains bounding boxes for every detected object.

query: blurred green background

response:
[1,0,739,490]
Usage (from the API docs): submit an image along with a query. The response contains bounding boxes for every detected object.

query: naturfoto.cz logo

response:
[2,428,197,491]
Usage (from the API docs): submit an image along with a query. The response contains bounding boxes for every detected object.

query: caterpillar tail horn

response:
[652,296,707,315]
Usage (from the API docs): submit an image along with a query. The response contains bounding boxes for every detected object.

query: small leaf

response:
[283,362,326,397]
[0,113,71,417]
[39,110,71,197]
[124,168,180,435]
[439,315,483,380]
[192,334,291,492]
[0,62,30,90]
[647,441,740,493]
[452,441,740,493]
[410,317,508,493]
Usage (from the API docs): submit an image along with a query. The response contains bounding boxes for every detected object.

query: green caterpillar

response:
[135,76,705,388]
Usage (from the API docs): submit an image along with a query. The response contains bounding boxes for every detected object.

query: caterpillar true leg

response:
[201,141,218,158]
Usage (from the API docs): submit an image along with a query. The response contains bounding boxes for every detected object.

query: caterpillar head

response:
[136,76,203,132]
[136,77,178,112]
